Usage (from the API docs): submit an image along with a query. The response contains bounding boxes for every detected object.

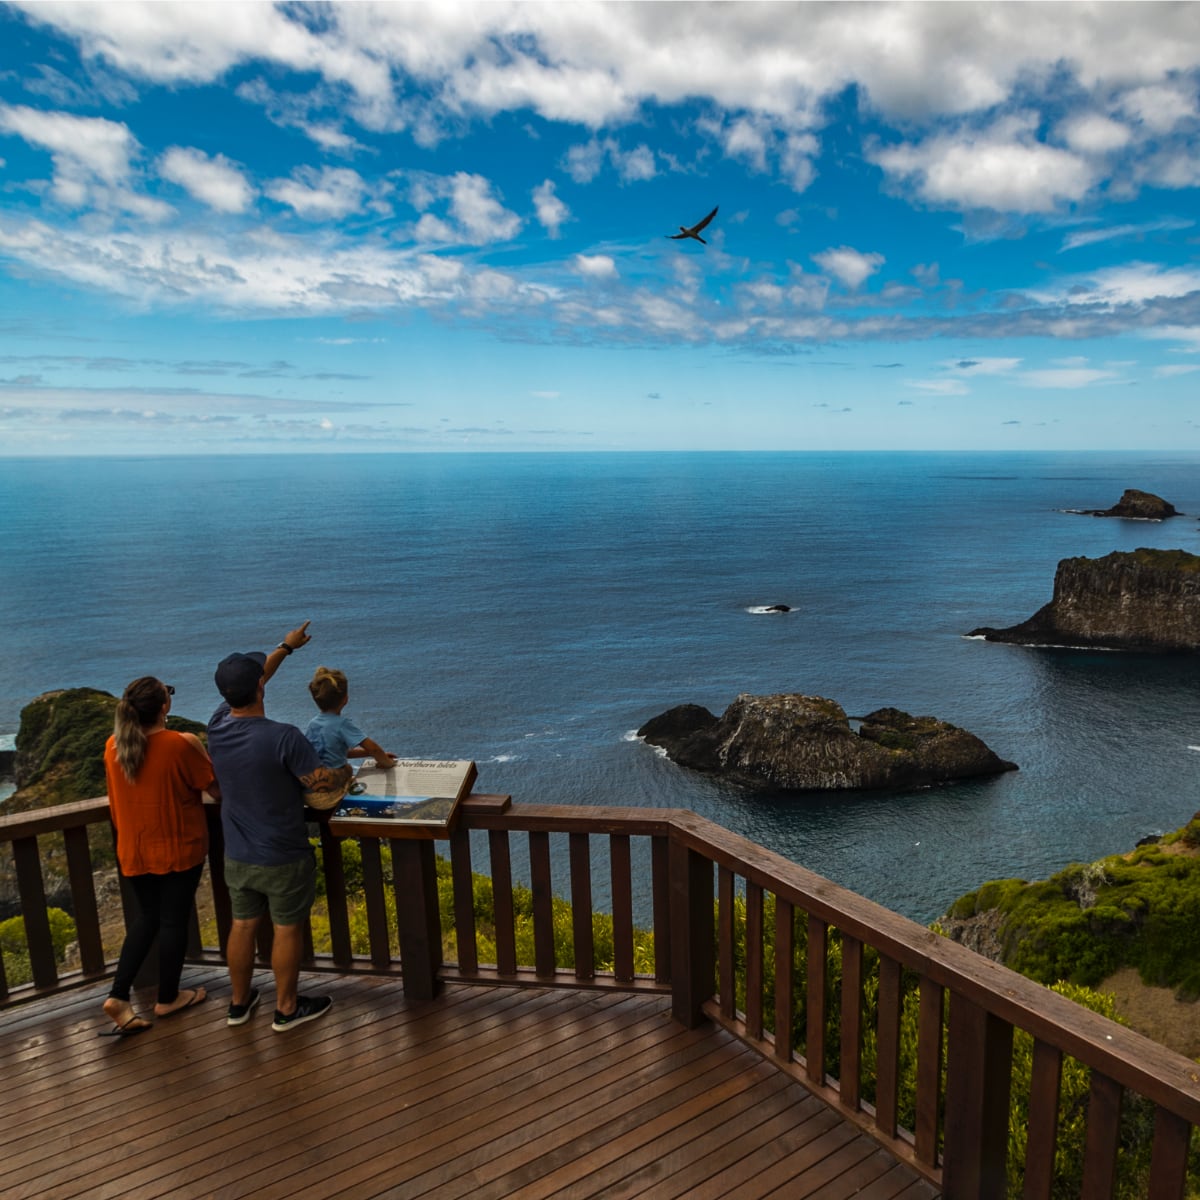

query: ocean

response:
[4,451,1200,924]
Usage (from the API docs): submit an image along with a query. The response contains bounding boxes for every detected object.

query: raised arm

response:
[262,621,312,686]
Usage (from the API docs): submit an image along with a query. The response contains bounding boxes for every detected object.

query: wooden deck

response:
[4,967,938,1200]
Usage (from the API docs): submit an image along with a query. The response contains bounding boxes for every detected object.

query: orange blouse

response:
[104,729,215,876]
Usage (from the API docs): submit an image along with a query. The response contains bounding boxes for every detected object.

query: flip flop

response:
[99,1015,152,1038]
[156,987,207,1018]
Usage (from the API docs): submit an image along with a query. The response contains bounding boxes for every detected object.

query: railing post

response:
[668,837,713,1028]
[942,992,1014,1200]
[390,837,443,1003]
[12,836,57,990]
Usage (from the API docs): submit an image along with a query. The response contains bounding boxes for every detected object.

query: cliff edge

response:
[970,548,1200,652]
[940,815,1200,1028]
[1,689,206,915]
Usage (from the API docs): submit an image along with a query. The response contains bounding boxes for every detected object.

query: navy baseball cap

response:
[214,651,267,704]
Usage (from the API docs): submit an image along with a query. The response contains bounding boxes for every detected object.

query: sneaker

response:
[272,994,332,1032]
[226,988,260,1026]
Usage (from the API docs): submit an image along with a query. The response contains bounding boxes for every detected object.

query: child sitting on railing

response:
[304,667,397,792]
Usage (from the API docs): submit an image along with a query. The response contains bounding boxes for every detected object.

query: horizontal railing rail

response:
[3,794,1200,1198]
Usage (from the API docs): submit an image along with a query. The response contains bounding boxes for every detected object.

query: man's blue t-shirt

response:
[208,702,321,866]
[304,711,367,769]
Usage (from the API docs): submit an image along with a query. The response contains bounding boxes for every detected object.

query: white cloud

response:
[1118,83,1199,133]
[1060,218,1194,251]
[565,138,605,184]
[564,136,657,184]
[780,133,818,193]
[721,116,770,172]
[160,146,254,213]
[532,179,569,238]
[17,1,1200,137]
[1018,367,1119,389]
[1154,364,1200,378]
[0,104,134,184]
[872,115,1097,214]
[1034,263,1200,308]
[266,166,372,220]
[0,215,560,316]
[1143,149,1200,190]
[812,246,885,290]
[907,379,970,396]
[573,254,617,280]
[0,104,177,221]
[949,357,1021,376]
[11,2,1200,226]
[408,172,521,244]
[614,143,656,182]
[1144,325,1200,352]
[448,173,521,243]
[1057,112,1132,155]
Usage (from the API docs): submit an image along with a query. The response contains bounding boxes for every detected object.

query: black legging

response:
[108,863,204,1005]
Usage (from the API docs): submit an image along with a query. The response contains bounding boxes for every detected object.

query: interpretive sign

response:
[332,759,477,833]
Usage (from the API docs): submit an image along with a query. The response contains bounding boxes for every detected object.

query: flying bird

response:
[668,204,718,245]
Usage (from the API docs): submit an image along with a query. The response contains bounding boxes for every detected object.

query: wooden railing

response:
[4,794,1200,1198]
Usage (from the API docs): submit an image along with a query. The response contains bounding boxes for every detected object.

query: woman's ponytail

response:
[113,677,168,782]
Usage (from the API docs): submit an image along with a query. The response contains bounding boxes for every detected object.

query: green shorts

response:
[224,852,316,927]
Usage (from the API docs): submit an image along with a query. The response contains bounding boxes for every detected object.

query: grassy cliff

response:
[8,687,206,813]
[944,815,1200,998]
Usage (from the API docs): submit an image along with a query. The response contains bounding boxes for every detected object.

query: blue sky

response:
[1,1,1198,454]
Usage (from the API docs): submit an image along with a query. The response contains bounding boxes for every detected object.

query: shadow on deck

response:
[5,968,937,1200]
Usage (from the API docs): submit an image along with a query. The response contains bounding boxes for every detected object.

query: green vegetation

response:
[723,890,1169,1198]
[871,730,918,752]
[1005,983,1157,1199]
[307,839,657,975]
[949,838,1200,998]
[9,686,206,813]
[12,688,120,808]
[1124,548,1200,573]
[0,907,77,988]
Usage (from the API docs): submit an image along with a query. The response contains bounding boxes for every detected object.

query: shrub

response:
[0,908,78,988]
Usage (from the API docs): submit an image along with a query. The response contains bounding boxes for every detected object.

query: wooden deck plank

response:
[2,975,940,1200]
[586,1094,825,1200]
[177,998,678,1200]
[8,974,482,1175]
[533,1072,798,1200]
[16,981,575,1197]
[451,1046,777,1195]
[65,990,647,1200]
[327,1029,733,1199]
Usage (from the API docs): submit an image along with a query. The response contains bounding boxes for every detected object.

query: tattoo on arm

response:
[299,765,348,790]
[300,763,353,807]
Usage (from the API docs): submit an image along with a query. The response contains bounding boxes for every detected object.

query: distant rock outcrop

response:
[1078,489,1179,519]
[638,693,1016,791]
[970,548,1200,652]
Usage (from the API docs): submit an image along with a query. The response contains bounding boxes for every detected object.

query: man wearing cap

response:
[207,621,351,1032]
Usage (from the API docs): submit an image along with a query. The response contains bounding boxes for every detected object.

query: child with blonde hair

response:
[304,667,397,781]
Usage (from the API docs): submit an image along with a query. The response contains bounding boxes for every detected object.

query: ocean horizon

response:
[5,449,1200,925]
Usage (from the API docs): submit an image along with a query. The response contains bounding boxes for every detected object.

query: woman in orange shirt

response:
[101,677,219,1036]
